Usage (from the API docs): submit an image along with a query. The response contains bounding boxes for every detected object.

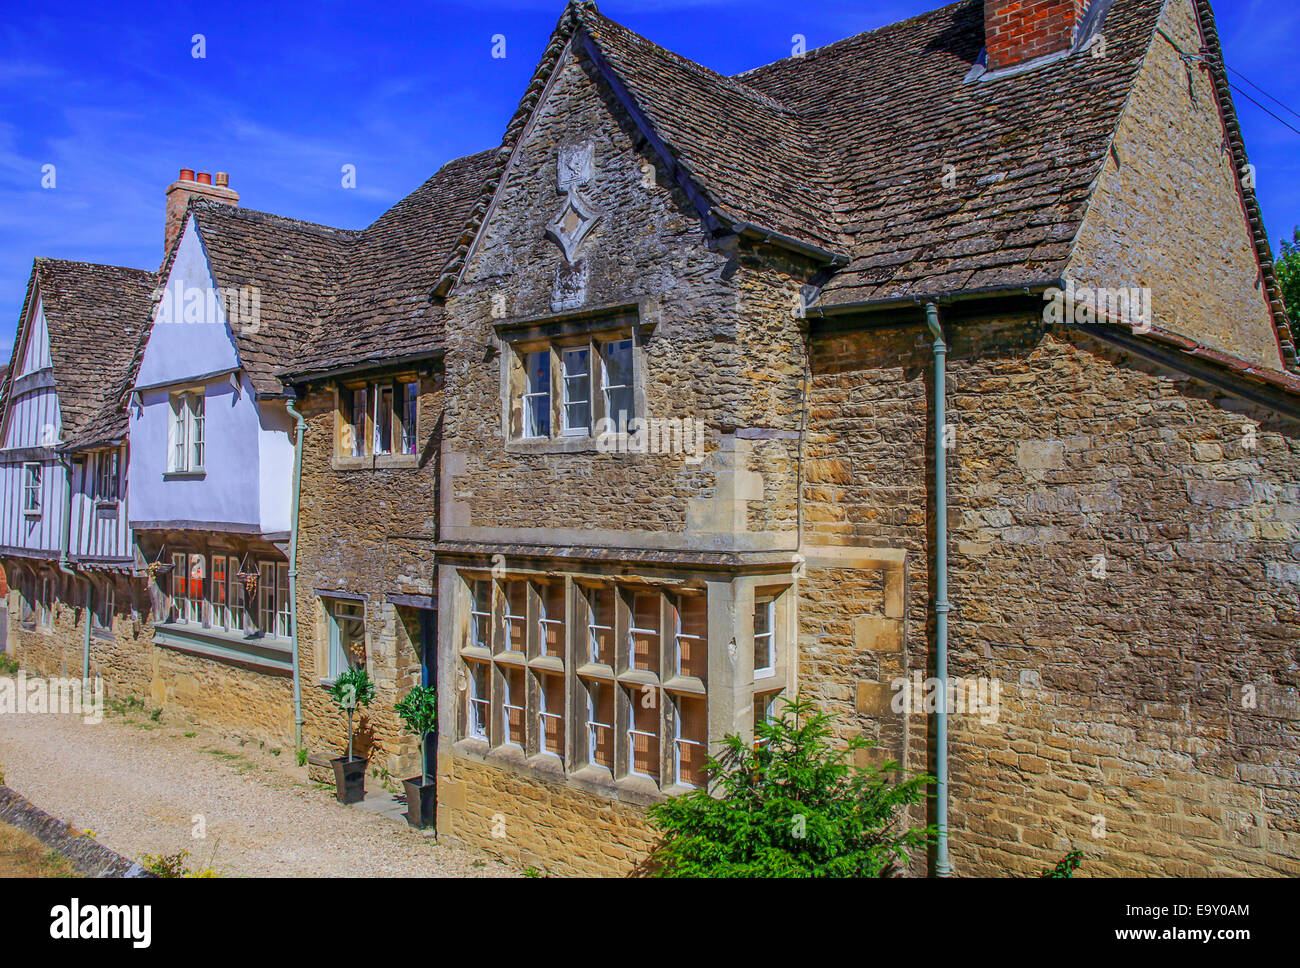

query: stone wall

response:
[6,569,295,746]
[440,41,815,552]
[437,749,657,876]
[806,312,1300,876]
[294,374,442,779]
[1069,0,1284,370]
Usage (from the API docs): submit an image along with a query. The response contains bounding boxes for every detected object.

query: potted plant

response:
[394,684,438,829]
[329,666,375,804]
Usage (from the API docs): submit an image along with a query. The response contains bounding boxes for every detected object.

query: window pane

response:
[627,685,660,779]
[374,384,394,455]
[188,555,205,625]
[562,348,590,434]
[539,582,565,660]
[189,392,205,469]
[538,672,566,758]
[502,666,526,747]
[349,387,368,456]
[585,585,615,666]
[469,579,491,649]
[675,593,708,679]
[229,556,245,633]
[755,599,775,675]
[604,339,632,386]
[524,350,551,438]
[276,564,291,638]
[259,562,275,634]
[212,556,228,629]
[675,694,708,787]
[400,381,418,455]
[630,592,660,674]
[466,661,490,739]
[585,679,614,769]
[503,581,527,652]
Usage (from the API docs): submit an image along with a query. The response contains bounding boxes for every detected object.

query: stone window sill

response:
[331,454,420,471]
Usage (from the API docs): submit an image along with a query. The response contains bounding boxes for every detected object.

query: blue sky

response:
[1,0,1297,357]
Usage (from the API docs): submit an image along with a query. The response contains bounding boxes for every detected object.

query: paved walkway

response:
[0,692,514,878]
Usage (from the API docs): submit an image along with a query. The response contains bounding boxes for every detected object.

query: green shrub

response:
[644,695,933,877]
[329,666,375,761]
[394,685,437,780]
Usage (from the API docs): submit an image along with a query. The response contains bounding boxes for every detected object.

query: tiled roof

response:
[137,0,1294,386]
[284,150,497,380]
[182,203,356,397]
[157,151,498,393]
[0,259,156,449]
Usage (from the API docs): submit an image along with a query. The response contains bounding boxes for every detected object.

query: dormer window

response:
[167,389,205,474]
[337,376,419,459]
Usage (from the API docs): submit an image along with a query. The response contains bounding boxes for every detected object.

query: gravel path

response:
[0,692,514,878]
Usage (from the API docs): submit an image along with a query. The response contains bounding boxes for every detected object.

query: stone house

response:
[2,0,1298,878]
[424,0,1300,876]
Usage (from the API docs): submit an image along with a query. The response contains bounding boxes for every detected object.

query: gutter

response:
[925,302,952,878]
[807,279,1064,320]
[726,220,851,269]
[284,397,308,752]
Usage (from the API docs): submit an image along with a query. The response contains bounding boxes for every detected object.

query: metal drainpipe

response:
[925,302,952,877]
[285,398,307,752]
[55,455,89,681]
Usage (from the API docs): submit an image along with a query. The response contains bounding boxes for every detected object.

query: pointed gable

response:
[1,259,156,450]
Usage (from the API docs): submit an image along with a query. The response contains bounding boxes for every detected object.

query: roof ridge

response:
[190,198,362,240]
[734,0,968,81]
[584,9,797,115]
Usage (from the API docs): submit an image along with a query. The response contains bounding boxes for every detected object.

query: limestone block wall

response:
[807,312,1300,876]
[6,572,295,747]
[440,42,816,551]
[294,375,441,778]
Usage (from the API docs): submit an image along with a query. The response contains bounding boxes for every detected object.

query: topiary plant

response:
[329,666,375,761]
[643,694,934,877]
[394,684,437,780]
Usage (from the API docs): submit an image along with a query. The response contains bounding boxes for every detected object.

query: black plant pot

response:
[332,756,367,804]
[403,776,436,829]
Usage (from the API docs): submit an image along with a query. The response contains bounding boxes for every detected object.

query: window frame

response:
[94,450,121,503]
[754,596,777,680]
[257,560,290,640]
[21,462,41,516]
[168,389,205,474]
[505,327,639,445]
[326,598,365,682]
[336,376,420,459]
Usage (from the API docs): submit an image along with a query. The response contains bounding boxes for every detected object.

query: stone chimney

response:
[985,0,1089,72]
[165,168,238,253]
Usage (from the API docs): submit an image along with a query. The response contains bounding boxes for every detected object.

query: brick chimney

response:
[985,0,1089,72]
[165,169,238,253]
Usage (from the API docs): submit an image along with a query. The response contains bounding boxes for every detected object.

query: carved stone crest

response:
[547,140,601,266]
